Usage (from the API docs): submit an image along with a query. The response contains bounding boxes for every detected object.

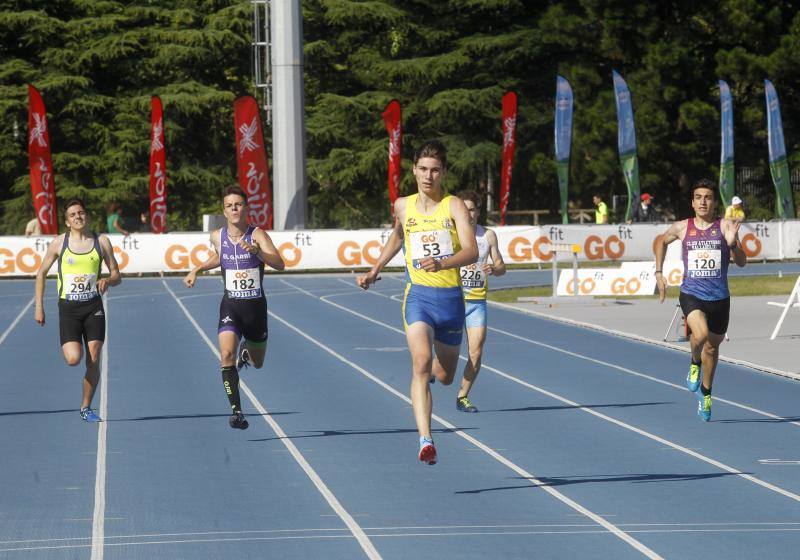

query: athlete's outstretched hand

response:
[356,271,381,290]
[34,306,45,326]
[724,220,741,247]
[656,273,667,304]
[183,271,197,288]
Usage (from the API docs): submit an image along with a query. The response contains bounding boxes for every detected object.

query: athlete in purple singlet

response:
[184,186,284,429]
[654,179,746,421]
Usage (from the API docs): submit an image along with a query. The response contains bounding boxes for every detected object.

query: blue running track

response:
[1,273,800,559]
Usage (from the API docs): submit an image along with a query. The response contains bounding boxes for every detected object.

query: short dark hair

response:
[593,193,603,199]
[413,140,447,168]
[456,190,481,208]
[222,185,248,204]
[691,178,717,199]
[63,198,87,217]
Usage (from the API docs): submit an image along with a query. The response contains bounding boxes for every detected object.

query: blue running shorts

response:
[464,299,487,328]
[403,284,464,346]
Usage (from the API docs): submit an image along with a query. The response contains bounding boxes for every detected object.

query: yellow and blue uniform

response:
[56,231,106,345]
[461,225,489,328]
[402,194,465,345]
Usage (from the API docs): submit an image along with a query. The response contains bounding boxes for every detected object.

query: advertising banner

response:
[382,99,402,214]
[0,221,792,276]
[27,85,57,235]
[612,71,641,221]
[149,96,167,233]
[555,76,573,225]
[718,80,735,207]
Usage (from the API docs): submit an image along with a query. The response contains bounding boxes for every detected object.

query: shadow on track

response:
[455,471,748,494]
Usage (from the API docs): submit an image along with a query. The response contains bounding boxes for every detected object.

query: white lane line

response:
[267,301,663,559]
[7,520,800,545]
[91,295,110,560]
[489,299,800,381]
[486,325,800,428]
[8,525,800,553]
[0,298,33,347]
[161,280,382,560]
[298,282,800,504]
[330,281,800,429]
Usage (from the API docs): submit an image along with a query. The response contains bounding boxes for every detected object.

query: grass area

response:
[488,274,799,302]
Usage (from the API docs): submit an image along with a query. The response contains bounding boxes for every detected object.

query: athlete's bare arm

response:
[654,219,688,303]
[722,218,746,267]
[418,196,477,273]
[96,235,122,294]
[242,228,285,271]
[33,235,63,326]
[184,229,221,288]
[357,197,405,290]
[484,229,506,277]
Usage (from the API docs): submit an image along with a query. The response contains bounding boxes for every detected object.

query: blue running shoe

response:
[80,407,102,423]
[418,437,437,465]
[697,394,712,422]
[686,363,701,392]
[456,396,478,413]
[236,348,251,371]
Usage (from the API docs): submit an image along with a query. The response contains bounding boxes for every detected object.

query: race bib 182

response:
[226,268,262,298]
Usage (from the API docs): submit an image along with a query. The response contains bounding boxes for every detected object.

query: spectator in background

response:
[724,195,745,222]
[139,211,151,233]
[25,216,42,236]
[106,202,130,235]
[593,193,608,224]
[629,193,660,223]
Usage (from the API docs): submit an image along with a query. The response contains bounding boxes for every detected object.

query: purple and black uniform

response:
[217,226,268,343]
[679,218,731,334]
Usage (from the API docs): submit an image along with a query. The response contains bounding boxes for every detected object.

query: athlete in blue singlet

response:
[357,140,477,464]
[654,179,746,421]
[34,199,121,422]
[185,186,284,429]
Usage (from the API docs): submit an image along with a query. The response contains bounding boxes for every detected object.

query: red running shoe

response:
[418,437,437,465]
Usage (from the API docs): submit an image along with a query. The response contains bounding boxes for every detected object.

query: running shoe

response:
[418,437,437,465]
[237,348,251,370]
[686,363,701,392]
[80,407,102,423]
[229,411,249,430]
[429,375,435,384]
[697,394,712,422]
[456,396,478,413]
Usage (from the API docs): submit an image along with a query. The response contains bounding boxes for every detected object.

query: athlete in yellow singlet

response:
[35,199,121,422]
[357,140,477,465]
[454,190,506,414]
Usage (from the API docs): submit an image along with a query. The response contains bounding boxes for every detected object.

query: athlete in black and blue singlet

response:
[655,179,746,421]
[35,199,121,422]
[184,186,284,430]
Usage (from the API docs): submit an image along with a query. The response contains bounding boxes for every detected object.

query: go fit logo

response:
[508,234,625,262]
[336,231,391,266]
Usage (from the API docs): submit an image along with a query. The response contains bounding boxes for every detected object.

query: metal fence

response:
[737,167,800,209]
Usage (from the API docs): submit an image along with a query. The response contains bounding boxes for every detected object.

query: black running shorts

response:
[217,295,268,343]
[679,291,730,335]
[58,297,106,345]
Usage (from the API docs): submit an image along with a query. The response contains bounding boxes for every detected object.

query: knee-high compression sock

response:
[221,366,242,412]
